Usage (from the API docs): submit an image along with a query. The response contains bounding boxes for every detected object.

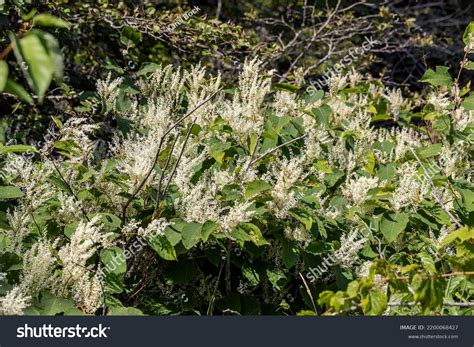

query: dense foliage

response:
[0,1,472,316]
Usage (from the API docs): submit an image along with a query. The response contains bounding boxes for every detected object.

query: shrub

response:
[0,24,473,316]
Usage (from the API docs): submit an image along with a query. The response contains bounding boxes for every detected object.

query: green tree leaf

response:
[33,14,71,29]
[0,186,24,199]
[12,31,54,101]
[28,292,82,315]
[0,144,36,154]
[4,79,33,104]
[100,246,126,275]
[419,66,452,87]
[120,27,142,49]
[0,60,8,91]
[244,180,272,198]
[462,94,474,111]
[147,234,177,261]
[380,212,409,242]
[361,289,387,315]
[463,21,474,46]
[413,275,445,311]
[181,222,202,249]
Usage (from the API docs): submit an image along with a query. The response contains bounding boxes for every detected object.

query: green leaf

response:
[463,21,474,46]
[33,30,64,81]
[462,94,474,111]
[147,234,177,261]
[0,60,7,91]
[137,63,160,76]
[380,212,409,242]
[417,143,443,159]
[311,104,332,128]
[28,292,82,315]
[109,307,144,316]
[266,268,286,291]
[413,276,445,311]
[419,66,452,87]
[120,27,142,49]
[432,115,451,134]
[0,186,24,199]
[100,246,126,275]
[181,222,202,249]
[33,14,70,29]
[272,83,299,93]
[440,227,473,247]
[12,31,53,101]
[457,188,474,212]
[304,89,324,104]
[465,61,474,70]
[281,238,299,269]
[244,180,272,198]
[418,251,437,274]
[240,223,269,246]
[201,221,219,242]
[0,144,36,154]
[361,289,387,315]
[4,79,33,104]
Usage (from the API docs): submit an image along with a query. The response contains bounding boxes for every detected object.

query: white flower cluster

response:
[222,58,273,140]
[342,176,379,206]
[391,162,429,212]
[56,216,114,313]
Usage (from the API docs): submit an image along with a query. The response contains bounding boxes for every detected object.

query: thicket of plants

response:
[0,1,472,316]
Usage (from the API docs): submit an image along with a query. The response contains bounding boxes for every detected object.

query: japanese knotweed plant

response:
[0,29,473,315]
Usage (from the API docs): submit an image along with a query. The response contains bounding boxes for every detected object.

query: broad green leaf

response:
[27,292,82,315]
[380,212,409,242]
[361,289,387,315]
[4,79,33,104]
[242,263,260,285]
[100,246,126,275]
[240,223,269,246]
[458,188,474,212]
[463,21,474,46]
[0,60,7,91]
[181,222,202,249]
[0,186,24,199]
[440,227,473,247]
[417,143,442,159]
[147,234,177,261]
[432,115,451,134]
[304,89,324,104]
[33,14,70,29]
[465,61,474,70]
[418,251,437,274]
[201,221,219,242]
[137,63,160,76]
[272,83,299,93]
[109,307,144,316]
[413,275,445,311]
[244,180,272,198]
[281,238,299,269]
[0,144,36,154]
[266,268,286,291]
[14,32,54,100]
[419,66,452,87]
[311,104,332,128]
[462,94,474,111]
[120,27,142,49]
[33,30,64,81]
